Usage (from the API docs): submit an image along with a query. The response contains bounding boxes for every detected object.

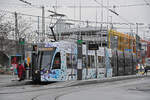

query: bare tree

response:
[0,12,35,68]
[17,15,32,39]
[0,13,33,54]
[0,13,14,52]
[0,13,13,39]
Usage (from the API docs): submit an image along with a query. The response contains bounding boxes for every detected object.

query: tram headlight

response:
[47,70,49,74]
[35,70,38,74]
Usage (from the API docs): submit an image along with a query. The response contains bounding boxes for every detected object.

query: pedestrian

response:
[24,61,27,69]
[136,65,139,73]
[17,62,26,81]
[144,67,148,76]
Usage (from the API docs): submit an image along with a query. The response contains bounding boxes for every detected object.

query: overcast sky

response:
[0,0,150,37]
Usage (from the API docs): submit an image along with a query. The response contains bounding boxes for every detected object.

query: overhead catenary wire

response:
[1,0,149,10]
[1,0,144,26]
[19,0,42,9]
[41,3,149,8]
[0,9,135,25]
[143,0,150,7]
[41,0,150,8]
[93,0,133,24]
[118,3,148,7]
[110,0,150,7]
[1,1,148,32]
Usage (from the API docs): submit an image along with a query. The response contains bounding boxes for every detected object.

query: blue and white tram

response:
[32,41,112,82]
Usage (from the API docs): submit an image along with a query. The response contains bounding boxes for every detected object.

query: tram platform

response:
[68,73,150,87]
[0,73,149,88]
[0,75,31,87]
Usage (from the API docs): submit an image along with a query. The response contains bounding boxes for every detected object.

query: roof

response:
[61,27,107,33]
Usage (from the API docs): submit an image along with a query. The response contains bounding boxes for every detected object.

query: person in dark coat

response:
[144,67,148,76]
[17,63,25,81]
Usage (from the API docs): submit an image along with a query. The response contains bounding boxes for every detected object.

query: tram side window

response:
[87,55,95,68]
[82,55,86,68]
[52,52,61,69]
[98,56,102,63]
[88,55,91,68]
[72,54,77,68]
[91,56,95,68]
[98,56,105,68]
[66,53,71,68]
[66,53,77,69]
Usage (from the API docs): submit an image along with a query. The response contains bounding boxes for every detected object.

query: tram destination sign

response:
[88,44,99,50]
[39,47,55,51]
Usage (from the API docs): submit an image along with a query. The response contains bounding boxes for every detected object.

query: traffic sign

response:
[19,38,25,45]
[77,40,83,44]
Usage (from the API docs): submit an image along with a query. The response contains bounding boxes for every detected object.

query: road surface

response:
[0,76,150,100]
[59,77,150,100]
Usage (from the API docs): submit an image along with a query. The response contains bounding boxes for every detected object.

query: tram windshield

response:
[37,47,56,69]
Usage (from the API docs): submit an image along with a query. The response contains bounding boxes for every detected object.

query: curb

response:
[54,75,150,100]
[0,80,32,87]
[0,74,149,88]
[66,75,150,87]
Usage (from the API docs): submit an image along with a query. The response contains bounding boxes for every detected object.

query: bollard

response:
[26,67,29,79]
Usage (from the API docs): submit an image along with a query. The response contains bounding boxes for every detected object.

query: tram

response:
[111,49,137,76]
[32,41,112,82]
[31,28,141,82]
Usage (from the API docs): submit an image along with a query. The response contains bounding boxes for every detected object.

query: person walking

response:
[17,63,26,81]
[136,64,139,74]
[144,67,148,76]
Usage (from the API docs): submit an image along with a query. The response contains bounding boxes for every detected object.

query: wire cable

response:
[93,0,134,24]
[0,9,135,25]
[143,0,150,7]
[19,0,42,9]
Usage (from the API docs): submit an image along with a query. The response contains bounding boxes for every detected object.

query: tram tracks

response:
[0,75,148,95]
[29,79,131,100]
[0,83,75,100]
[30,85,87,100]
[0,80,95,100]
[1,76,149,100]
[0,85,66,94]
[0,81,78,95]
